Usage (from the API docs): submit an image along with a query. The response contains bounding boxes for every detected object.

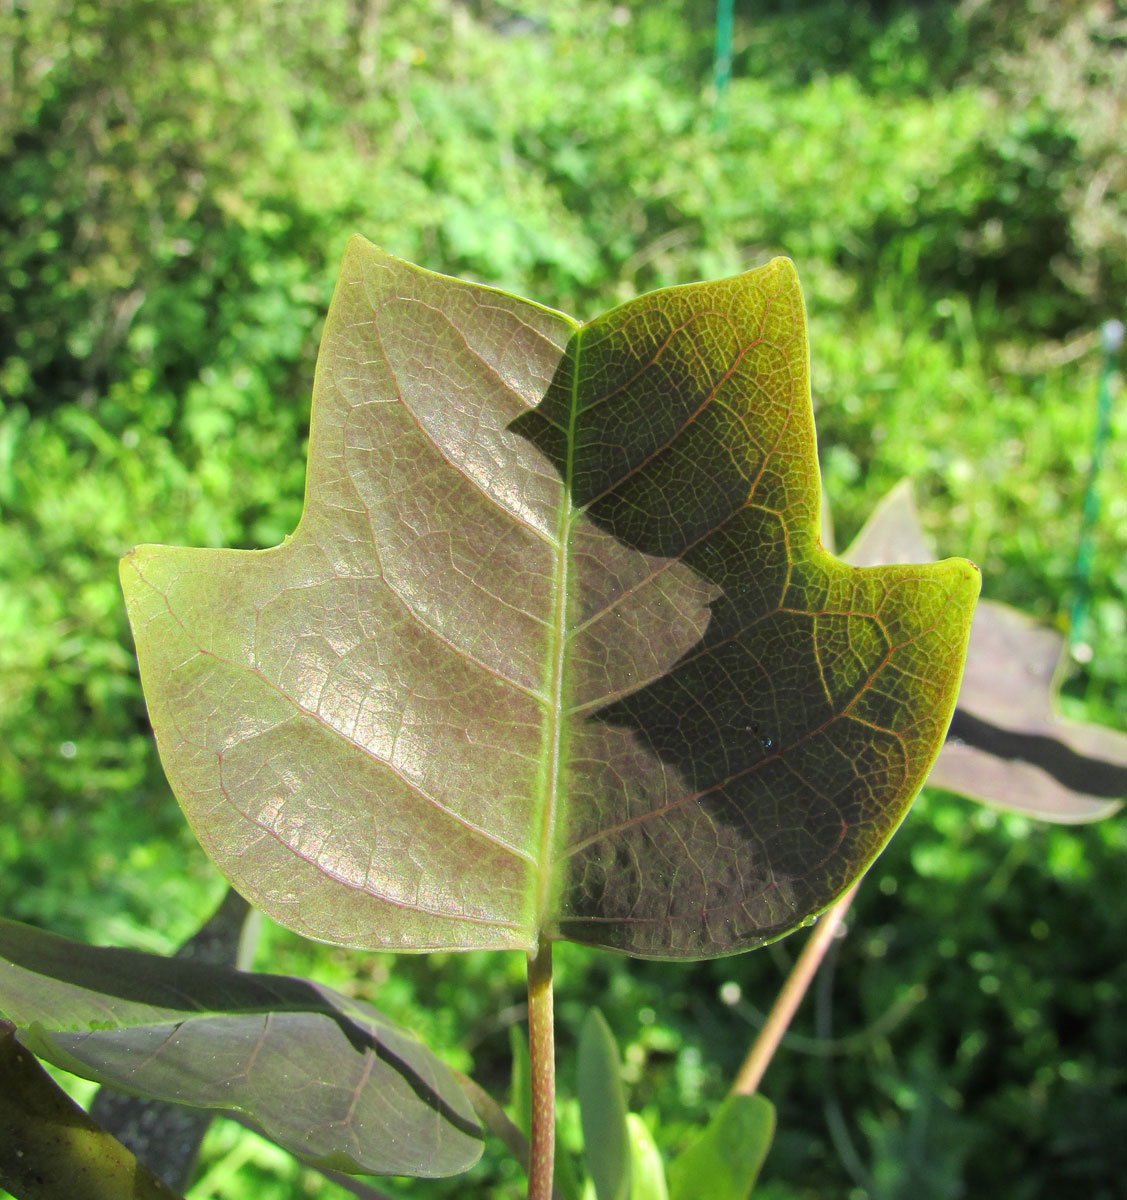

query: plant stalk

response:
[455,1071,531,1176]
[526,937,555,1200]
[730,882,860,1096]
[455,1071,568,1200]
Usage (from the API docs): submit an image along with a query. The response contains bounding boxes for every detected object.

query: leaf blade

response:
[0,918,482,1177]
[535,262,979,955]
[577,1009,631,1200]
[667,1093,775,1200]
[120,237,579,952]
[842,478,1126,823]
[122,241,978,959]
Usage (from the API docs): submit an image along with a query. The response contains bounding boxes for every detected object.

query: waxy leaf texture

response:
[121,238,979,959]
[0,917,482,1176]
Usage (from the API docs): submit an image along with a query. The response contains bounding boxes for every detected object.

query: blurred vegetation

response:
[1,0,1125,1197]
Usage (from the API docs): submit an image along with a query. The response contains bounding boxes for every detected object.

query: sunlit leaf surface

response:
[842,480,1126,823]
[667,1093,775,1200]
[0,918,482,1177]
[121,239,978,958]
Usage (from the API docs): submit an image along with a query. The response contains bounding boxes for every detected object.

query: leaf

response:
[0,1019,177,1200]
[666,1093,775,1200]
[841,480,1127,823]
[577,1009,630,1200]
[88,889,256,1192]
[120,237,978,958]
[625,1113,670,1200]
[0,917,482,1178]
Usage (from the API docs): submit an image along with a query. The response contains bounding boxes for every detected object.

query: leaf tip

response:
[944,554,983,610]
[343,230,382,259]
[340,230,378,274]
[742,254,801,295]
[117,543,158,599]
[117,544,142,593]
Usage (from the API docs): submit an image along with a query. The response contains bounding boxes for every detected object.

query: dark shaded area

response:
[511,273,971,955]
[947,708,1127,800]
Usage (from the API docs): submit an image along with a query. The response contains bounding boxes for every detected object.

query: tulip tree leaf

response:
[86,888,255,1192]
[0,916,482,1178]
[841,479,1127,823]
[120,237,978,960]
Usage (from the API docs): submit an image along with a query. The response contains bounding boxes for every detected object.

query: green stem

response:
[730,882,860,1096]
[454,1071,531,1176]
[526,937,556,1200]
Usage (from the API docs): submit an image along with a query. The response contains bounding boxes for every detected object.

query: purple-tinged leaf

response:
[121,239,977,959]
[0,918,482,1177]
[88,889,255,1191]
[841,480,1126,823]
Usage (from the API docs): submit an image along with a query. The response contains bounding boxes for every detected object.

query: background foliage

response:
[1,1,1125,1197]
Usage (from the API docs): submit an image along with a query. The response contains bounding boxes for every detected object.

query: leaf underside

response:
[121,237,978,959]
[0,917,482,1177]
[842,479,1126,824]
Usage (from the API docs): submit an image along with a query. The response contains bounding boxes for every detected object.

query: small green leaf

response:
[0,918,481,1178]
[578,1009,630,1200]
[626,1113,669,1200]
[667,1093,775,1200]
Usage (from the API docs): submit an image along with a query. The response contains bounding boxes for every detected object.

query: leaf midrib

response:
[535,328,583,936]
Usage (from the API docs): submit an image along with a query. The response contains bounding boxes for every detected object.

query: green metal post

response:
[1070,318,1124,661]
[713,0,735,126]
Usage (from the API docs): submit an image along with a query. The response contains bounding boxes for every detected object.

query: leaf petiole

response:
[526,937,556,1200]
[730,881,860,1096]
